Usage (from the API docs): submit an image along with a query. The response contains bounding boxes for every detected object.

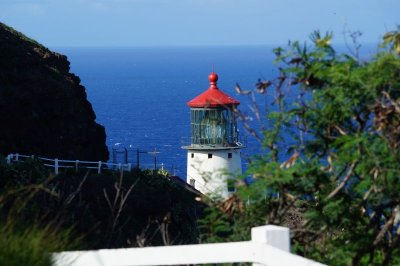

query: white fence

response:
[53,225,325,266]
[5,153,155,175]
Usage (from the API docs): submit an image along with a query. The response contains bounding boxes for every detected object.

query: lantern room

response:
[187,72,240,148]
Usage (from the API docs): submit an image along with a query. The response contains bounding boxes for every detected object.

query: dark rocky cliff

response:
[0,23,109,161]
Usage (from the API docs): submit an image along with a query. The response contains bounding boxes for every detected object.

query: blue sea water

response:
[54,44,376,177]
[54,46,277,177]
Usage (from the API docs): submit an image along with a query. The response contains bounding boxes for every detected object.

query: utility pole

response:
[137,149,147,169]
[137,148,140,169]
[148,149,160,170]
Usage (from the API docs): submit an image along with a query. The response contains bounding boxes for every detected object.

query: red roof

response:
[187,72,240,108]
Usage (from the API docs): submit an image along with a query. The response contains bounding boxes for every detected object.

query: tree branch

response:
[373,207,398,246]
[327,161,356,199]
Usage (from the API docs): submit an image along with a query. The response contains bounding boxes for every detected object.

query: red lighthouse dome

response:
[187,72,240,108]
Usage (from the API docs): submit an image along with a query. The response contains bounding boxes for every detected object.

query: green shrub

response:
[199,30,400,265]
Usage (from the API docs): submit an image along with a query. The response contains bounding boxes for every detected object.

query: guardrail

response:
[52,225,325,266]
[181,135,246,148]
[5,153,163,175]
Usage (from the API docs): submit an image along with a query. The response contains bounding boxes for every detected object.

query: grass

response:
[0,220,78,266]
[0,156,79,266]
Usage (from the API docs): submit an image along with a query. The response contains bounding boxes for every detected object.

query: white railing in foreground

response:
[6,153,136,175]
[53,225,325,266]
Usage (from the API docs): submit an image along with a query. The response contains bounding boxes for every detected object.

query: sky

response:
[0,0,399,47]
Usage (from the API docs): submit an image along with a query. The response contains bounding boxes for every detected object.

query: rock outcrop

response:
[0,23,109,161]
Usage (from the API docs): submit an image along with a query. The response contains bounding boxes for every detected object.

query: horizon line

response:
[50,42,379,50]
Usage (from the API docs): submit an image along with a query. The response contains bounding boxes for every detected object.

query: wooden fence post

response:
[251,225,290,266]
[98,161,102,174]
[15,153,19,161]
[55,159,59,175]
[75,160,79,172]
[251,225,290,252]
[127,163,131,172]
[6,154,11,164]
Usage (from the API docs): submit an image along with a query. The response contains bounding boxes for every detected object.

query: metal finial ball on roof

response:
[208,72,218,84]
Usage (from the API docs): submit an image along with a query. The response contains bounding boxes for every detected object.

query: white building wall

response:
[186,148,242,198]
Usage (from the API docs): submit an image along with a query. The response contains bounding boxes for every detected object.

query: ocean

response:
[54,44,375,177]
[52,46,276,177]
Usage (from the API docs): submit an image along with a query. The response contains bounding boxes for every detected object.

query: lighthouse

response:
[182,72,243,198]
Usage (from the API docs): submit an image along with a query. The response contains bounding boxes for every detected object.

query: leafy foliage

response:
[382,26,400,55]
[200,31,400,265]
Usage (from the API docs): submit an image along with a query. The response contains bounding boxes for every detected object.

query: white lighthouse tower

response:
[182,72,243,198]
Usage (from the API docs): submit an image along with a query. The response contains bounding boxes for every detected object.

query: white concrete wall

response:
[186,148,242,198]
